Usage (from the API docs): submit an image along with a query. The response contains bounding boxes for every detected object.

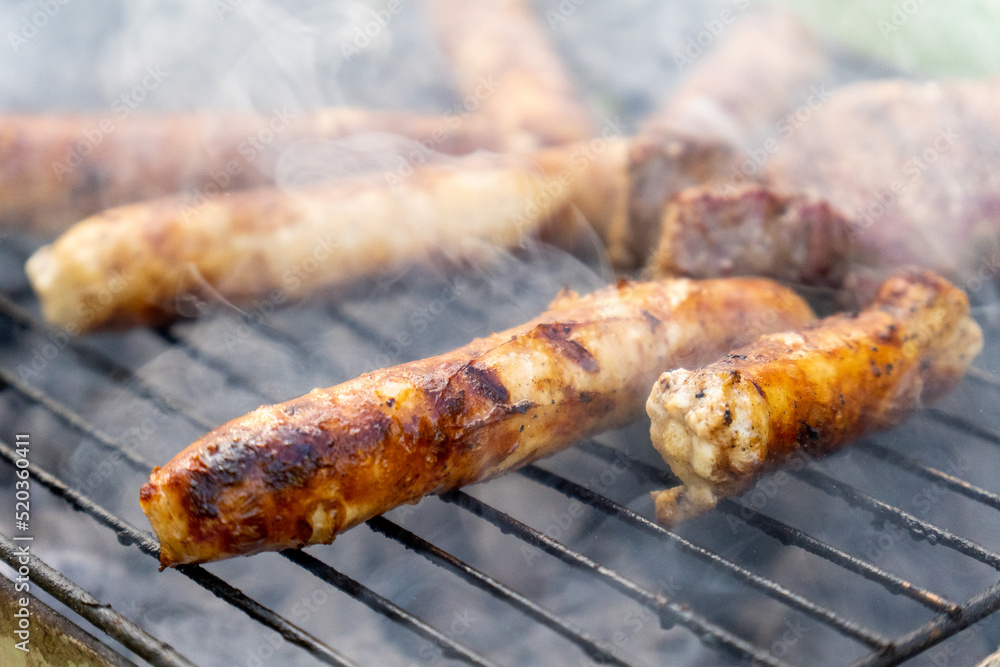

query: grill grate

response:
[2,239,1000,665]
[0,530,194,667]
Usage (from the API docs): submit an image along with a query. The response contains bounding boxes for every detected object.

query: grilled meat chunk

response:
[140,277,814,567]
[766,80,1000,277]
[647,79,1000,303]
[649,184,853,289]
[617,11,829,269]
[646,269,982,527]
[762,79,1000,296]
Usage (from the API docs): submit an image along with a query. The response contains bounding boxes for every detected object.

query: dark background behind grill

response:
[3,1,1000,665]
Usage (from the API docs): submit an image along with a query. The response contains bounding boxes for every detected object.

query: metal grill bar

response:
[107,321,622,664]
[282,549,496,667]
[157,327,291,404]
[327,281,1000,655]
[365,516,628,666]
[965,366,1000,389]
[577,440,962,616]
[154,327,639,665]
[148,303,1000,663]
[174,303,930,649]
[440,489,790,667]
[722,504,961,617]
[849,579,1000,667]
[0,310,627,666]
[0,532,194,667]
[925,408,1000,447]
[794,468,1000,570]
[860,441,1000,512]
[0,376,494,666]
[518,464,890,650]
[3,275,1000,664]
[0,439,357,667]
[0,294,216,432]
[0,365,150,471]
[157,319,818,664]
[159,325,784,665]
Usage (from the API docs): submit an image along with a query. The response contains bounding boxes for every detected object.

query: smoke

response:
[4,1,1000,665]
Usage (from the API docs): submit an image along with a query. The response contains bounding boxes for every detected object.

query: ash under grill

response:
[2,234,1000,666]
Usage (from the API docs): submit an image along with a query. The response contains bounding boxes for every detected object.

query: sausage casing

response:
[26,154,567,332]
[140,277,814,566]
[646,269,983,526]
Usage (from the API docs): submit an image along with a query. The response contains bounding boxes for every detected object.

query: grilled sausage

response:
[140,277,815,567]
[532,137,631,249]
[425,0,596,152]
[0,109,497,235]
[641,11,828,144]
[646,269,983,527]
[25,153,570,332]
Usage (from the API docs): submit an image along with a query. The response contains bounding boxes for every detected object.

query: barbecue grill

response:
[4,1,1000,665]
[2,237,1000,666]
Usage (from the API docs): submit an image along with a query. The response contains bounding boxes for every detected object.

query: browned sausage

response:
[424,0,596,151]
[26,152,571,332]
[140,276,815,567]
[0,109,497,235]
[647,269,982,527]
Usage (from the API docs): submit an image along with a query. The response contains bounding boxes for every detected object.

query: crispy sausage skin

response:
[140,277,814,567]
[646,269,983,527]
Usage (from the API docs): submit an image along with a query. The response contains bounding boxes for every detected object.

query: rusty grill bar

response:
[2,238,1000,666]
